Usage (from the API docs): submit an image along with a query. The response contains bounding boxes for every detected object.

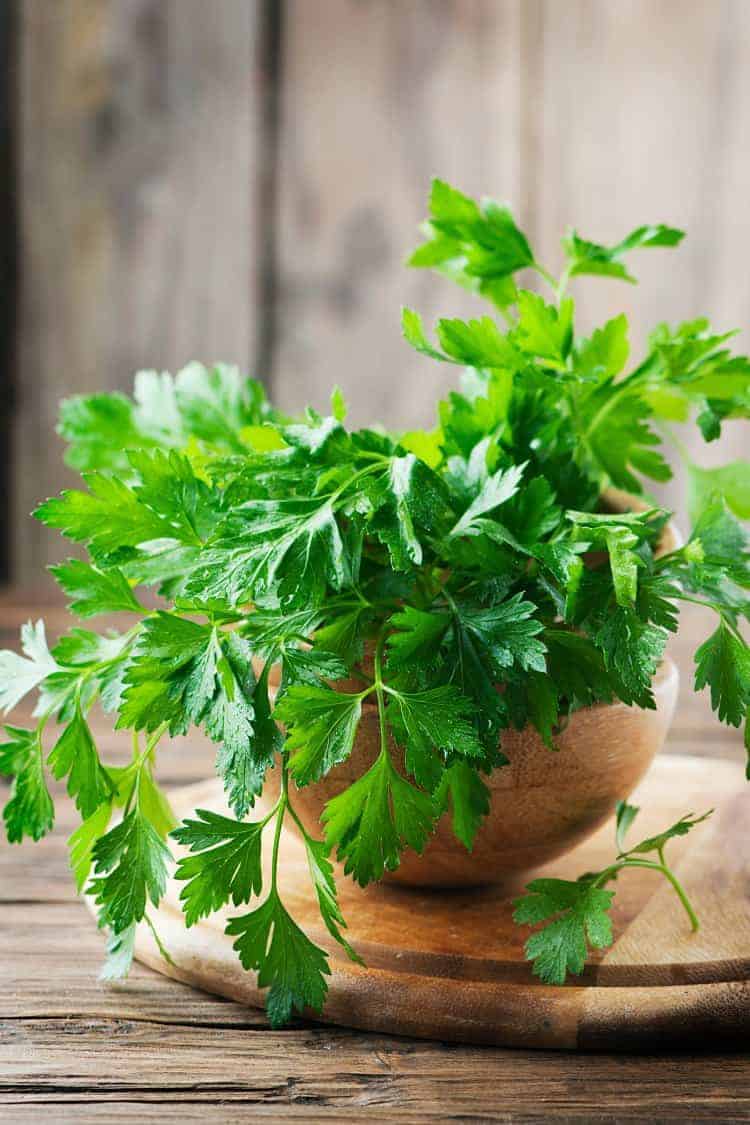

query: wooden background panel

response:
[14,0,261,574]
[9,0,750,578]
[271,0,523,429]
[524,0,750,512]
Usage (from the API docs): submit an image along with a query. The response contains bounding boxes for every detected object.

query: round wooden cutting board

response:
[129,755,750,1049]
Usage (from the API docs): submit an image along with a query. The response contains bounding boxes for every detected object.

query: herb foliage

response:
[1,181,748,1024]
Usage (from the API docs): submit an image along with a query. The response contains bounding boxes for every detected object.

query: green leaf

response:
[409,181,534,291]
[401,307,447,362]
[69,802,113,892]
[279,645,347,693]
[99,922,137,981]
[581,388,671,492]
[172,809,265,927]
[452,594,547,674]
[593,607,667,708]
[369,453,451,570]
[0,620,59,714]
[185,495,348,609]
[564,224,684,283]
[437,316,524,370]
[687,461,750,523]
[386,684,483,789]
[386,606,450,670]
[694,620,750,728]
[450,464,526,538]
[120,621,268,814]
[50,560,143,618]
[128,448,220,543]
[48,703,113,818]
[1,725,55,843]
[574,315,629,382]
[435,759,491,851]
[220,662,281,819]
[174,362,271,451]
[403,309,524,372]
[515,291,574,367]
[513,878,615,983]
[303,834,362,964]
[567,509,664,607]
[275,684,363,786]
[544,630,614,712]
[35,473,173,559]
[614,799,639,853]
[58,393,152,471]
[314,605,370,665]
[89,803,172,933]
[226,891,330,1028]
[323,750,436,886]
[619,809,713,857]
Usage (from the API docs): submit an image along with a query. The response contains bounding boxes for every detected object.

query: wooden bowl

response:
[270,498,682,888]
[276,657,679,888]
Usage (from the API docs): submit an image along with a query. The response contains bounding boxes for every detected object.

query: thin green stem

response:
[594,856,700,932]
[373,629,390,762]
[270,758,289,894]
[555,266,572,303]
[144,912,175,966]
[533,263,559,298]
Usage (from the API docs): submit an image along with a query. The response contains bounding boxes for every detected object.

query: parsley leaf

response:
[276,685,363,786]
[50,560,144,618]
[226,891,331,1028]
[89,799,172,934]
[435,759,491,851]
[172,809,264,926]
[514,878,615,983]
[386,684,483,789]
[515,800,713,983]
[323,749,437,886]
[563,223,684,283]
[47,703,113,818]
[0,621,59,714]
[0,725,55,843]
[694,619,750,729]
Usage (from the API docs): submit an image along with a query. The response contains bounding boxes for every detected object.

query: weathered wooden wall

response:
[15,0,265,571]
[10,0,750,576]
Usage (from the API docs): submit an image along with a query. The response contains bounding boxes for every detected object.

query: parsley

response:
[514,802,712,983]
[1,179,748,1025]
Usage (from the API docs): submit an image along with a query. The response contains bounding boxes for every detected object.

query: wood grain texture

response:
[14,0,261,573]
[526,0,750,514]
[1,594,748,1118]
[272,0,523,428]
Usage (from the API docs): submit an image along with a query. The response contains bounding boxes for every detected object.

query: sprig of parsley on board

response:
[0,183,748,1025]
[513,802,712,983]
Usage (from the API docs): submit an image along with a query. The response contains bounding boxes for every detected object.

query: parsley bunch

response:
[1,182,748,1023]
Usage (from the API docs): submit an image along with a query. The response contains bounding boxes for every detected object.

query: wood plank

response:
[272,0,523,428]
[14,0,262,576]
[0,1,18,582]
[527,0,749,514]
[1,1017,748,1121]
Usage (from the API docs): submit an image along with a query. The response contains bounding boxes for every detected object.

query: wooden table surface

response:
[1,592,748,1123]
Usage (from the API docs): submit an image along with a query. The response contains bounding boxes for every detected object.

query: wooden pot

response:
[268,496,682,889]
[276,656,679,888]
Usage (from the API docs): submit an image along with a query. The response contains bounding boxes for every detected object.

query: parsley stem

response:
[270,757,289,894]
[533,263,558,296]
[373,630,390,762]
[595,857,700,932]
